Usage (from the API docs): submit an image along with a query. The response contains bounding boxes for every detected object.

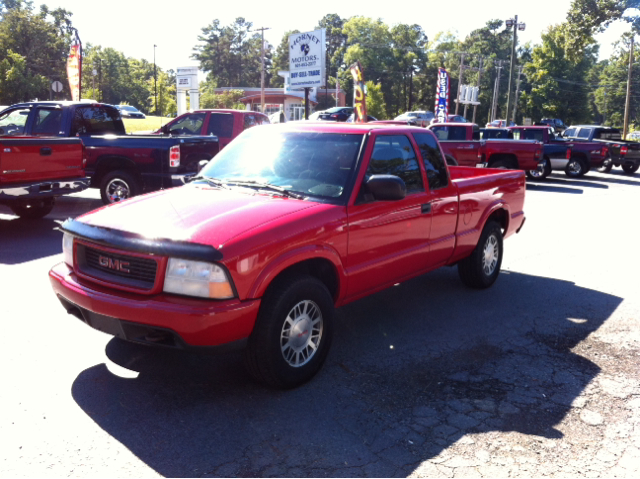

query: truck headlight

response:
[163,258,234,299]
[62,233,74,268]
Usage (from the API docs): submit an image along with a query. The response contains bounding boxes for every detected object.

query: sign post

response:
[176,67,199,116]
[289,29,326,119]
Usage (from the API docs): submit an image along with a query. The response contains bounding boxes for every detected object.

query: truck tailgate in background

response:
[0,137,84,185]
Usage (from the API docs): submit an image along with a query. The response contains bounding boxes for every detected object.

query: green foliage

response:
[200,87,245,109]
[0,50,48,103]
[365,81,386,119]
[270,29,300,87]
[192,17,272,88]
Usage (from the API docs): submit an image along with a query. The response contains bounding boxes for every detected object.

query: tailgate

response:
[0,137,84,185]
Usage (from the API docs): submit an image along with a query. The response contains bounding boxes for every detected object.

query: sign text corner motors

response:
[288,29,326,89]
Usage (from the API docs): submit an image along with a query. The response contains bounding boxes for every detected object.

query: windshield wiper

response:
[224,180,305,199]
[188,176,231,189]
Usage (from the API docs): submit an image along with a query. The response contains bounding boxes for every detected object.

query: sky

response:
[39,0,636,75]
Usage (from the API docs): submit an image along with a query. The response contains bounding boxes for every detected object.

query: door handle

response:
[421,203,432,214]
[40,147,52,156]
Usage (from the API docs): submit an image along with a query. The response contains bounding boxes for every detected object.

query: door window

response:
[564,128,576,138]
[430,125,466,141]
[167,113,205,135]
[0,108,30,136]
[364,135,424,196]
[243,114,257,130]
[32,108,63,136]
[206,113,234,138]
[71,106,125,136]
[577,128,591,139]
[412,132,449,190]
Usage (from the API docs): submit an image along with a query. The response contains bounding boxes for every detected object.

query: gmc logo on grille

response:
[98,255,130,273]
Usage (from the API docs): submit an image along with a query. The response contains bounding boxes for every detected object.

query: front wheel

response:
[9,197,55,219]
[565,158,586,178]
[458,221,503,289]
[100,170,140,205]
[244,275,335,388]
[622,164,639,175]
[526,157,551,180]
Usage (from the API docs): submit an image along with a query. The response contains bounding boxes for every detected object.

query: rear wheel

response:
[622,164,639,175]
[526,157,551,180]
[100,170,140,205]
[244,275,334,388]
[9,197,55,219]
[565,158,586,178]
[597,158,613,173]
[458,221,503,289]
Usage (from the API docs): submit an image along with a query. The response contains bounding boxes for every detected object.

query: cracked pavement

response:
[1,170,639,477]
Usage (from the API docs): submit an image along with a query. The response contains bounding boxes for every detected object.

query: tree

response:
[270,30,299,87]
[316,14,347,88]
[199,87,245,109]
[365,81,386,119]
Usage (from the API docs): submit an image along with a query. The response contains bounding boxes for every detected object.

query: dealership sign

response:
[289,29,325,89]
[434,68,450,123]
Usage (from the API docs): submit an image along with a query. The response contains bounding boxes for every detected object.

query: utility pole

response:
[472,57,484,124]
[505,16,525,126]
[153,44,157,115]
[603,89,607,125]
[623,34,634,139]
[455,53,466,115]
[512,65,524,123]
[492,60,504,122]
[251,26,271,114]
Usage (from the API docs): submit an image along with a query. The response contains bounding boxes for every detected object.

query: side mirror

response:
[365,175,406,201]
[197,159,210,173]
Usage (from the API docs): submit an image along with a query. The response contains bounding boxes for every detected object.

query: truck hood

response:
[78,184,321,247]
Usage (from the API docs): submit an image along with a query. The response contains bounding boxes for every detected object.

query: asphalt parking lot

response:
[1,170,639,477]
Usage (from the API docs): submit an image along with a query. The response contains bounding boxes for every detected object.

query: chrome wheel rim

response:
[106,178,131,203]
[482,234,499,276]
[568,160,582,175]
[280,300,323,367]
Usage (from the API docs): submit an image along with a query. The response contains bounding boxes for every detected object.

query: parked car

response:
[152,109,269,150]
[509,126,609,179]
[117,105,145,119]
[539,118,566,132]
[0,107,89,218]
[346,113,377,122]
[428,122,542,171]
[316,107,354,122]
[50,122,527,388]
[563,125,640,174]
[0,101,219,204]
[394,111,434,127]
[486,119,516,128]
[432,114,468,125]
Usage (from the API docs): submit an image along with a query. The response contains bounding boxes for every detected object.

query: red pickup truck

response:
[428,122,542,171]
[0,136,89,218]
[50,123,526,388]
[151,109,270,150]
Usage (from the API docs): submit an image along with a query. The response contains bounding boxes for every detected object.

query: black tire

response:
[244,275,335,388]
[100,170,140,205]
[621,164,639,175]
[458,220,503,289]
[565,158,586,178]
[526,157,551,180]
[597,159,613,173]
[9,197,55,219]
[490,159,512,169]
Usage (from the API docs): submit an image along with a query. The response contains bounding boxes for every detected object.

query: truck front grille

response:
[77,244,158,291]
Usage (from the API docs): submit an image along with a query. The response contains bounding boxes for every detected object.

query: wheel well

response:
[571,152,588,163]
[92,157,139,185]
[265,258,339,302]
[488,154,518,169]
[487,209,508,236]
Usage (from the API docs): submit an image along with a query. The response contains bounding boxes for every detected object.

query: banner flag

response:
[434,68,450,123]
[67,44,81,101]
[349,61,368,123]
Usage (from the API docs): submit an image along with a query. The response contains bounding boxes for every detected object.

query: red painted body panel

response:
[429,123,542,170]
[50,123,526,349]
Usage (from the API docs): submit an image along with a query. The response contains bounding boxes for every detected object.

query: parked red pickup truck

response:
[50,123,526,388]
[508,126,609,179]
[428,122,542,171]
[0,135,89,218]
[151,109,270,150]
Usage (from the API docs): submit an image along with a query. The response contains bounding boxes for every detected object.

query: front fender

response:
[247,244,347,303]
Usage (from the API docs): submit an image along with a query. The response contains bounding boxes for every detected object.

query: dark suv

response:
[540,118,566,132]
[317,107,355,122]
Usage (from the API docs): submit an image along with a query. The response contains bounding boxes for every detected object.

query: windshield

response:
[121,106,137,112]
[199,127,365,200]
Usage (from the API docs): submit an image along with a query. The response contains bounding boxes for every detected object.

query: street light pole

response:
[154,44,157,116]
